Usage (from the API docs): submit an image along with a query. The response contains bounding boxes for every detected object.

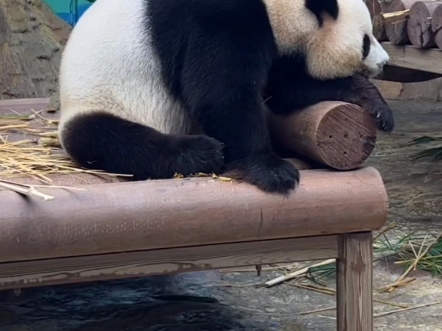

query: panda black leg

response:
[60,112,225,180]
[185,86,300,194]
[346,74,395,132]
[265,72,395,132]
[179,43,299,194]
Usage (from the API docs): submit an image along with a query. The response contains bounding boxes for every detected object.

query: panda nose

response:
[379,59,389,68]
[377,61,387,70]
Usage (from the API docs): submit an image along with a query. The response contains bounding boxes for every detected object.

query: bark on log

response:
[267,101,377,171]
[384,0,418,45]
[374,13,389,41]
[407,1,442,48]
[431,4,442,48]
[0,0,71,99]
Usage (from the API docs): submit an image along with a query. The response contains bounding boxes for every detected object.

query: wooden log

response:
[434,29,442,48]
[430,3,442,48]
[367,0,388,41]
[337,232,373,331]
[0,166,388,264]
[431,2,442,32]
[384,0,417,45]
[367,0,381,18]
[407,1,442,48]
[267,101,377,171]
[374,13,389,41]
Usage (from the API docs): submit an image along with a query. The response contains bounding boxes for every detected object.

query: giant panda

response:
[58,0,394,195]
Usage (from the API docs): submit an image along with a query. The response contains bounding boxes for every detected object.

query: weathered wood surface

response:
[0,0,71,99]
[0,235,339,290]
[372,77,442,101]
[337,232,373,331]
[366,100,442,224]
[407,1,442,48]
[267,101,377,170]
[384,0,417,45]
[430,3,442,50]
[381,42,442,74]
[0,167,387,264]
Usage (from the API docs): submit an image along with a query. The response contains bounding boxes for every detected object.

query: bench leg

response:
[337,232,373,331]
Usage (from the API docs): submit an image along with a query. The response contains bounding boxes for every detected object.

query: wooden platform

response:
[0,98,390,331]
[381,42,442,74]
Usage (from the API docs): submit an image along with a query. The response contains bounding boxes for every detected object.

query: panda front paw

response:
[362,98,395,133]
[223,153,300,194]
[350,74,395,133]
[372,101,395,132]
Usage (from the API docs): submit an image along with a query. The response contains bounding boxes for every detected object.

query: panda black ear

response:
[305,0,339,23]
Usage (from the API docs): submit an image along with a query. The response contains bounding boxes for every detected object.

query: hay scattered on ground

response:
[282,225,442,290]
[220,223,442,319]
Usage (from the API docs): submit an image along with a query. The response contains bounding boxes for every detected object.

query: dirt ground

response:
[0,100,441,331]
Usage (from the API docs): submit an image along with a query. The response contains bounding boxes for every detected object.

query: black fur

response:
[264,55,395,131]
[61,0,394,195]
[305,0,339,25]
[62,112,224,180]
[362,34,371,59]
[147,0,299,194]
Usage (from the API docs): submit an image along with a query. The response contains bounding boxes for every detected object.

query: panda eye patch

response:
[362,34,370,59]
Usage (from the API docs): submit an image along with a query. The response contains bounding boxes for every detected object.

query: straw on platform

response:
[0,115,131,184]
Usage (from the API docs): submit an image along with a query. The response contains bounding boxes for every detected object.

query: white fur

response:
[263,0,389,79]
[58,0,191,147]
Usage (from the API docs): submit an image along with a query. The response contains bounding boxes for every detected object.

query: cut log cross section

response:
[407,1,442,48]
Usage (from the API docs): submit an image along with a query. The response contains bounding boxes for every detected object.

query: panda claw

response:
[374,107,395,133]
[358,99,394,133]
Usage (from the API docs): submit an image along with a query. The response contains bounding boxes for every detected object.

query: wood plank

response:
[381,42,442,74]
[0,235,338,291]
[337,232,373,331]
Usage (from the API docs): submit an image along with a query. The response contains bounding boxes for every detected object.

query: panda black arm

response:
[264,57,394,132]
[175,1,299,193]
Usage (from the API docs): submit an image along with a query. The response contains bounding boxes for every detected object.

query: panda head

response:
[265,0,389,80]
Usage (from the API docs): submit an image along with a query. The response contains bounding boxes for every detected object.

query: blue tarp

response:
[45,1,92,26]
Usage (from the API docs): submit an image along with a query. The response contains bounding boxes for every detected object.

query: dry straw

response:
[0,110,129,184]
[0,109,226,198]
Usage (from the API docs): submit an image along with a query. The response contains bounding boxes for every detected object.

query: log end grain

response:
[315,103,377,170]
[435,29,442,48]
[267,101,377,171]
[431,4,442,34]
[407,1,441,48]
